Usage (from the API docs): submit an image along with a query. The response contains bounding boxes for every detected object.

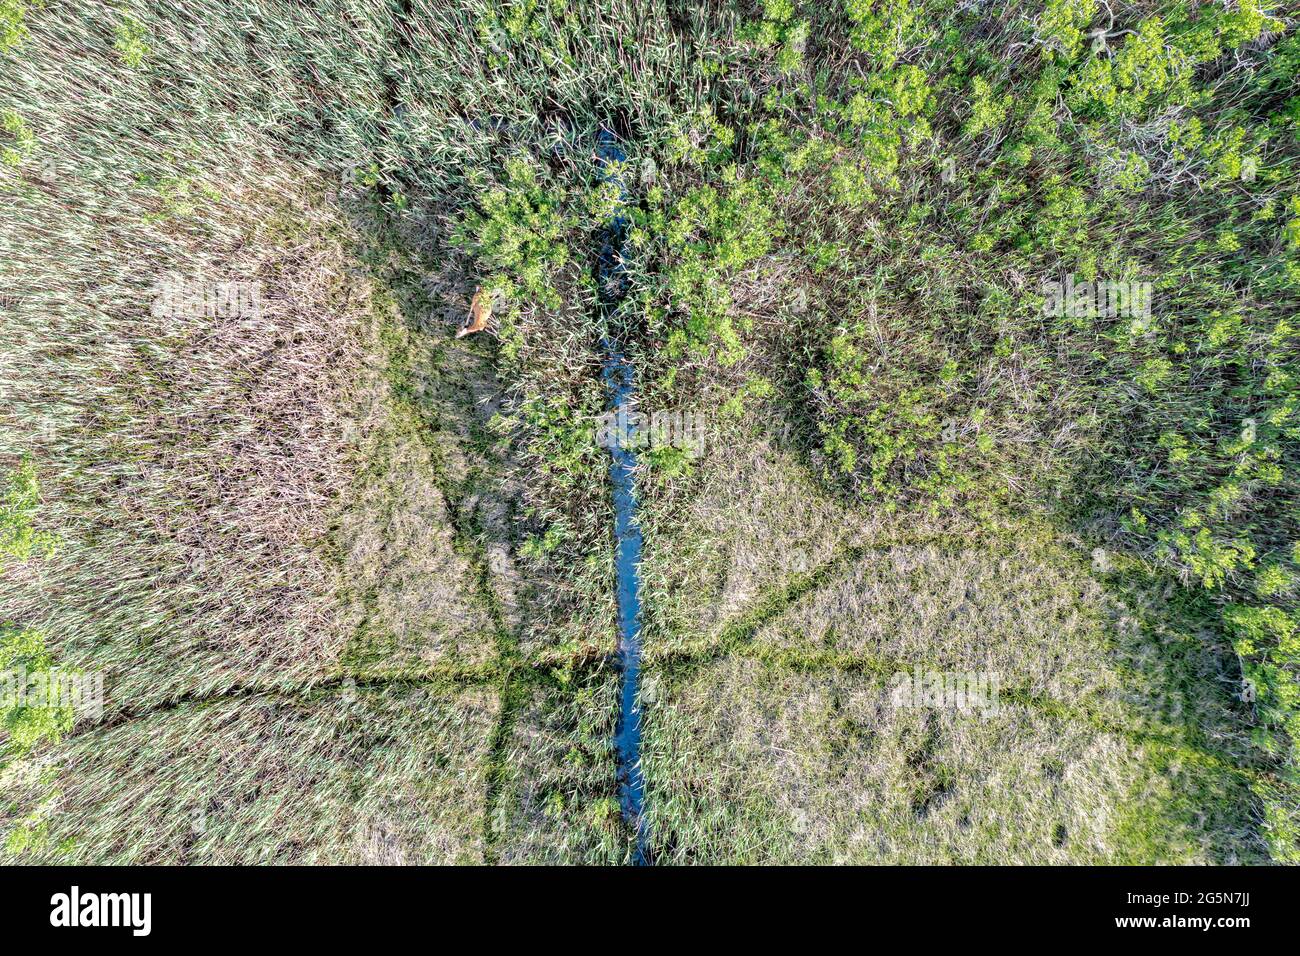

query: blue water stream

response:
[595,130,649,865]
[602,350,648,865]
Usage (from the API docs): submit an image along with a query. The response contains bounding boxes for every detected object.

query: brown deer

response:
[457,286,491,338]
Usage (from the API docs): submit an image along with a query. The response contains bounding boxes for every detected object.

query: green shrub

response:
[454,156,574,311]
[0,625,76,760]
[0,460,56,568]
[0,108,34,168]
[659,174,776,366]
[0,0,33,52]
[807,321,994,513]
[1036,0,1096,59]
[113,12,149,68]
[963,76,1010,138]
[844,0,922,69]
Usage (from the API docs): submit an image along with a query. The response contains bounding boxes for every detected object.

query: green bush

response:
[454,156,574,311]
[0,460,56,568]
[0,625,76,761]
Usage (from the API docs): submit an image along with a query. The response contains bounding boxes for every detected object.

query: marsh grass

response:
[0,0,640,861]
[0,684,500,864]
[637,406,1269,863]
[643,657,1265,864]
[1,0,1296,863]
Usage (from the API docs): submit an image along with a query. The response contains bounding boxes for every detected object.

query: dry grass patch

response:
[637,410,1263,863]
[0,683,498,864]
[335,312,502,674]
[638,428,874,653]
[748,540,1121,705]
[0,179,385,709]
[642,656,1265,864]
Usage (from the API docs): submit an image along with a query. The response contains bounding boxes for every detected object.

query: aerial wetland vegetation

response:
[0,0,1297,865]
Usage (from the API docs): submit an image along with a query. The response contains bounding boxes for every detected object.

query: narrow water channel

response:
[595,130,650,865]
[602,349,649,865]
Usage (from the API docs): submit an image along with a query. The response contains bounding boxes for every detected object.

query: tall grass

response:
[1,0,1296,863]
